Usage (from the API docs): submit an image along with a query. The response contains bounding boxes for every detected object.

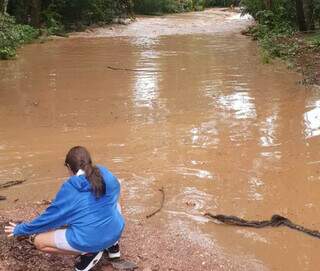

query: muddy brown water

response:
[1,8,320,271]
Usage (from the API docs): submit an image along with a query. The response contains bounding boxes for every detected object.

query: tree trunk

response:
[304,0,315,30]
[29,0,41,27]
[264,0,272,9]
[296,0,307,31]
[0,0,9,13]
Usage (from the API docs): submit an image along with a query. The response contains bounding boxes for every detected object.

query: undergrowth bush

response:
[0,14,39,59]
[307,33,320,48]
[133,0,206,15]
[205,0,239,7]
[41,4,65,35]
[243,4,297,63]
[247,23,297,62]
[241,0,296,23]
[7,0,133,31]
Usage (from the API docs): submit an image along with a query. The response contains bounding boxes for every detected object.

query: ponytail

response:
[83,163,106,198]
[65,146,106,198]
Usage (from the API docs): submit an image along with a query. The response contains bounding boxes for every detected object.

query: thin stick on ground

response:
[146,187,165,219]
[107,66,162,73]
[0,180,26,190]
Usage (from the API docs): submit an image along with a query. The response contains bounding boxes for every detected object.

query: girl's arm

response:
[13,182,76,236]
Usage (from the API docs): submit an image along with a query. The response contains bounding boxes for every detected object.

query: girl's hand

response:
[4,222,17,237]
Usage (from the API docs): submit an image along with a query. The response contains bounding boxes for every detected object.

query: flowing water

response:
[1,9,320,271]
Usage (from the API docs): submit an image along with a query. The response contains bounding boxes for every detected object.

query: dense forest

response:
[242,0,320,84]
[0,0,232,59]
[242,0,320,32]
[0,0,320,66]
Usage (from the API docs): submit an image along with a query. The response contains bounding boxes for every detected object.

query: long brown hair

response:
[65,146,105,198]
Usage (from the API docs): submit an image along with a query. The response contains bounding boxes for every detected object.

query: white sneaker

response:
[75,251,103,271]
[107,243,120,259]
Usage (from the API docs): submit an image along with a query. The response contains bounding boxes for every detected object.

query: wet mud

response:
[0,205,233,271]
[0,223,73,271]
[0,218,134,271]
[1,8,320,271]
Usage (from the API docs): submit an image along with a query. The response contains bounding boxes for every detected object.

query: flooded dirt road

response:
[1,8,320,271]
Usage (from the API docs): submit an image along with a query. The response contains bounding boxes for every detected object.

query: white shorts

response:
[53,203,122,253]
[54,229,83,253]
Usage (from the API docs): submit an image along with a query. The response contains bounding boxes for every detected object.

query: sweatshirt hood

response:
[68,175,92,192]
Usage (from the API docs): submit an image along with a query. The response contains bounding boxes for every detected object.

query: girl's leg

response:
[35,230,103,271]
[34,231,80,255]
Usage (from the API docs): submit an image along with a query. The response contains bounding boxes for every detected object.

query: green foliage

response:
[133,0,206,15]
[0,13,39,59]
[312,39,320,48]
[241,0,302,63]
[41,3,65,35]
[241,0,296,24]
[242,0,320,86]
[316,1,320,18]
[133,0,166,14]
[247,19,297,61]
[205,0,239,7]
[50,0,133,29]
[7,0,133,30]
[307,33,320,48]
[54,0,116,27]
[194,0,206,10]
[260,49,271,64]
[15,24,40,43]
[6,0,28,24]
[241,0,320,31]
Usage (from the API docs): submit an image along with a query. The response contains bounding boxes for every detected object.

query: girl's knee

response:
[34,232,55,251]
[34,235,45,250]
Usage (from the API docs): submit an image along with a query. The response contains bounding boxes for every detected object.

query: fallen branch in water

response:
[146,187,165,219]
[0,180,26,190]
[204,213,320,239]
[107,66,162,73]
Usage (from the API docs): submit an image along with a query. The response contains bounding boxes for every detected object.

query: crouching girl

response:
[5,146,125,271]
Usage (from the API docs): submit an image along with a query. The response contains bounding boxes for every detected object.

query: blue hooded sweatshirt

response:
[13,166,125,252]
